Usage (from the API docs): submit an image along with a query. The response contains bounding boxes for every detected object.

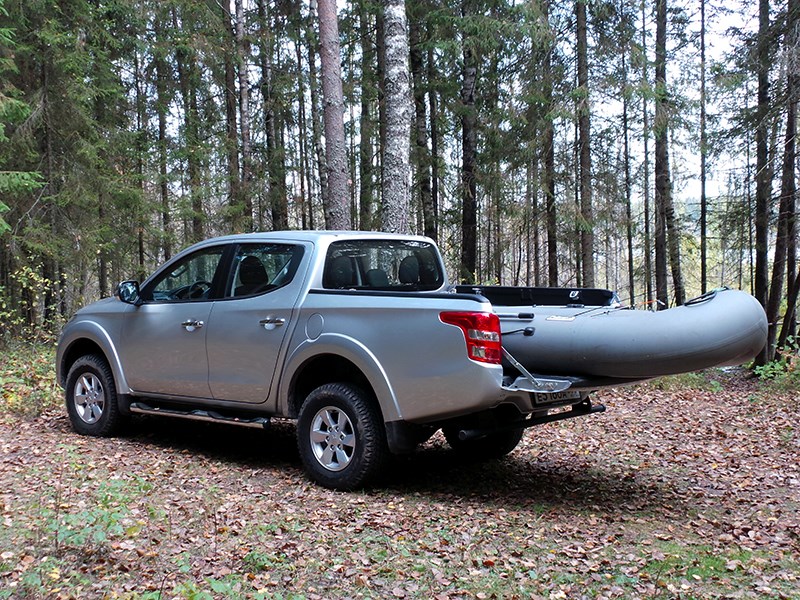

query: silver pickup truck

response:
[56,231,603,489]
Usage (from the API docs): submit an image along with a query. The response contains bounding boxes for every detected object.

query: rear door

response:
[205,242,307,403]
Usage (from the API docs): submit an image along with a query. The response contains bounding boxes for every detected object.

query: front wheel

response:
[65,354,125,437]
[297,383,387,490]
[442,426,524,461]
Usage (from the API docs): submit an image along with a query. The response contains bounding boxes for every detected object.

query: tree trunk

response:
[307,0,327,225]
[575,0,594,287]
[654,0,669,308]
[257,0,288,231]
[154,14,171,260]
[766,105,795,359]
[767,0,799,360]
[779,267,800,348]
[699,0,708,294]
[358,2,376,231]
[318,0,351,229]
[641,0,653,306]
[544,22,558,287]
[172,6,203,243]
[376,10,388,222]
[783,5,799,350]
[134,50,146,281]
[427,42,440,238]
[460,2,478,283]
[235,0,253,231]
[622,53,635,306]
[295,38,312,230]
[409,10,435,240]
[40,61,58,324]
[532,158,541,286]
[98,199,108,298]
[754,0,772,363]
[665,159,685,305]
[221,0,243,232]
[573,118,581,286]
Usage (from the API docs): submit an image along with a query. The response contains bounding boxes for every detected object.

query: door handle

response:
[181,319,204,331]
[259,317,286,330]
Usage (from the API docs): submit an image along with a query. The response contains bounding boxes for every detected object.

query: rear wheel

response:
[65,354,125,437]
[442,426,524,460]
[297,383,387,490]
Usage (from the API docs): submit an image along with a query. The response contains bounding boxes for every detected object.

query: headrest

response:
[239,256,267,285]
[327,256,354,288]
[398,256,419,284]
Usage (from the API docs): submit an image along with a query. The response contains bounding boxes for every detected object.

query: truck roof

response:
[190,230,436,246]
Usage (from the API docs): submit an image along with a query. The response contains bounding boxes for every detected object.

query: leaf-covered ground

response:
[0,352,798,599]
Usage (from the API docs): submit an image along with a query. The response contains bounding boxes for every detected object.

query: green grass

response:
[645,369,726,392]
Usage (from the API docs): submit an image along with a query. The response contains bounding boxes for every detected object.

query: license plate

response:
[533,390,582,405]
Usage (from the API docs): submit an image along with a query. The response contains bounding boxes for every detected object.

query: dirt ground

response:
[1,371,798,599]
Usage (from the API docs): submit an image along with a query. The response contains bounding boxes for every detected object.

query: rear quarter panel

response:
[280,290,504,423]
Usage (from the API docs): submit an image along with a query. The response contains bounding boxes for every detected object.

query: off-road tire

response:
[297,383,387,490]
[65,354,125,437]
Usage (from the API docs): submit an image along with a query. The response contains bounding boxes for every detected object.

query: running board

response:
[458,401,606,441]
[129,402,270,430]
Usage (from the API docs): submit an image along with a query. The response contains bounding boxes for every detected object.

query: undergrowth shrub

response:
[0,342,59,417]
[754,337,800,389]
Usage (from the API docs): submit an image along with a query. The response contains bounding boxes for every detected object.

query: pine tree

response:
[318,0,350,229]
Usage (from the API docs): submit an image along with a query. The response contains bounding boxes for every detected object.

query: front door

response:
[119,246,227,398]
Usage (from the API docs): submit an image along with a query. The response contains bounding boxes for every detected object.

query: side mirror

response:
[115,280,141,305]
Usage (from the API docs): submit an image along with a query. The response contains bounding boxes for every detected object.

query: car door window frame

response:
[221,243,305,300]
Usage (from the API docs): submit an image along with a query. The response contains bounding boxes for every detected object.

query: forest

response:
[0,0,796,363]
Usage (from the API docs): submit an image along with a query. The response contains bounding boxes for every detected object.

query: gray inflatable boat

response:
[458,285,768,381]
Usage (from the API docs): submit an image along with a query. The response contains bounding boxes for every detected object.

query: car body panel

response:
[206,271,309,403]
[119,301,214,398]
[56,301,131,393]
[281,290,504,422]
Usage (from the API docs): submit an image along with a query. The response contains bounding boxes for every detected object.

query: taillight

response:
[440,311,502,365]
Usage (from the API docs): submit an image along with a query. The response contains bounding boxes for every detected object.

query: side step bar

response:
[458,400,606,441]
[129,401,270,430]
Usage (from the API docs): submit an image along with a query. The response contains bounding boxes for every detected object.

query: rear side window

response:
[323,240,443,291]
[226,243,304,298]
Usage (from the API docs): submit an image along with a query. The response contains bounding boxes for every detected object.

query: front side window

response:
[147,247,226,302]
[226,243,304,298]
[323,239,443,291]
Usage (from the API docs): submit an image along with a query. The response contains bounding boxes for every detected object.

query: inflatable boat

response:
[457,285,768,386]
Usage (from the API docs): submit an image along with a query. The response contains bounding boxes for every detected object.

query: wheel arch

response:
[57,323,129,394]
[280,335,402,422]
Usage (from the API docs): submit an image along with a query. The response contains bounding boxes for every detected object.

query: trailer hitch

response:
[458,399,606,442]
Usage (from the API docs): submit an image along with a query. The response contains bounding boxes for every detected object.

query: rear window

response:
[323,240,444,291]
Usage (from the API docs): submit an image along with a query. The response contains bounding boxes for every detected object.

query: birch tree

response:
[381,0,413,234]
